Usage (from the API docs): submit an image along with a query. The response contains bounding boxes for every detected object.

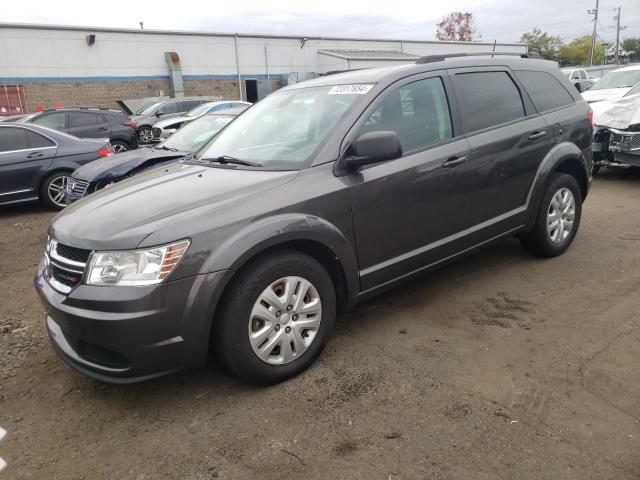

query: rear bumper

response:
[35,259,227,383]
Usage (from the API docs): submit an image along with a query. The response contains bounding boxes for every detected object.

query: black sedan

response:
[66,109,242,203]
[0,123,113,209]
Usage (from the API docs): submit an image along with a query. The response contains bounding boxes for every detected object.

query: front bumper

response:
[35,260,226,383]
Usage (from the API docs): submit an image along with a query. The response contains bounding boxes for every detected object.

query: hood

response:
[51,162,298,250]
[594,94,640,129]
[71,147,188,182]
[582,87,631,104]
[155,115,192,129]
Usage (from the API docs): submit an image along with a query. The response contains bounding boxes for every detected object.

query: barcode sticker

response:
[328,84,373,95]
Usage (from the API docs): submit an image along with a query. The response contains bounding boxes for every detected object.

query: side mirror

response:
[344,131,402,170]
[574,82,585,93]
[155,111,164,117]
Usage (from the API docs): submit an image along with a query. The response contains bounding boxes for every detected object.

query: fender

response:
[201,213,360,306]
[524,141,589,226]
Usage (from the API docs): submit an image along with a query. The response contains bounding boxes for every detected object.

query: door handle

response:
[442,156,467,168]
[97,127,109,131]
[528,130,547,141]
[26,151,44,158]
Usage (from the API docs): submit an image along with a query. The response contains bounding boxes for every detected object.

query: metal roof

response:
[0,22,527,47]
[317,49,420,61]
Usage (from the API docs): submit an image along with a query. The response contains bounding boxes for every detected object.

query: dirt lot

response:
[1,170,639,480]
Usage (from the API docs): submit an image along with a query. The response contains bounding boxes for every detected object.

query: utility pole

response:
[615,7,621,64]
[587,0,599,66]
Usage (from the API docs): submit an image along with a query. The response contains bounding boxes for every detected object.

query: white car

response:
[590,82,640,126]
[152,100,251,140]
[582,65,640,104]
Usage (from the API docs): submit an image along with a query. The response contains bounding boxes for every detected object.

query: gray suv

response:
[36,53,593,385]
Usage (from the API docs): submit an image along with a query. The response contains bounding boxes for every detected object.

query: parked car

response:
[36,53,592,385]
[131,98,215,144]
[66,108,245,203]
[592,83,640,174]
[19,108,138,153]
[151,101,251,140]
[582,65,640,103]
[0,123,112,209]
[561,68,593,93]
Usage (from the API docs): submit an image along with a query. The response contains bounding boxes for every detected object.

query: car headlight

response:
[86,239,190,286]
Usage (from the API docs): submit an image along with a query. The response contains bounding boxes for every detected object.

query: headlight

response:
[86,240,190,286]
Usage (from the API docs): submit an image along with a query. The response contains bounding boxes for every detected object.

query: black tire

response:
[39,171,71,210]
[520,173,582,257]
[215,251,336,385]
[110,140,130,153]
[138,126,153,144]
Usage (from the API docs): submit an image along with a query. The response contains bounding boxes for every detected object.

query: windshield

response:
[197,85,367,169]
[135,102,163,115]
[624,82,640,97]
[591,70,640,90]
[161,114,234,152]
[185,102,215,118]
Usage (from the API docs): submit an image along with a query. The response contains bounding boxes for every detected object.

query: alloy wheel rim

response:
[248,276,322,365]
[48,175,69,207]
[547,187,575,244]
[139,128,153,143]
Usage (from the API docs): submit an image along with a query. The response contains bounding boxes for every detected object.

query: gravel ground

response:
[0,170,639,479]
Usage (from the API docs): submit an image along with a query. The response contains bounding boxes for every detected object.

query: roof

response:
[318,49,420,61]
[0,22,526,47]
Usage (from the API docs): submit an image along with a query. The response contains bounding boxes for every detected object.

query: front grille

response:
[56,243,91,263]
[66,178,89,198]
[610,131,640,152]
[50,264,82,287]
[45,239,91,293]
[76,340,130,369]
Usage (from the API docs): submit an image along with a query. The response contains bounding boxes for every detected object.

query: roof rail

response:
[415,51,543,64]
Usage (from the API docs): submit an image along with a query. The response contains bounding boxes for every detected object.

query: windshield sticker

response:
[328,84,373,95]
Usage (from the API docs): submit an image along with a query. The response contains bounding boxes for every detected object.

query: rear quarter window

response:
[452,71,525,133]
[516,70,575,113]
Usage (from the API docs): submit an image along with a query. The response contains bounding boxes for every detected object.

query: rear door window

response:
[68,112,99,128]
[453,71,525,133]
[579,70,588,80]
[0,127,28,152]
[160,102,179,115]
[516,70,575,113]
[360,76,453,152]
[181,100,202,111]
[26,130,55,148]
[32,112,66,130]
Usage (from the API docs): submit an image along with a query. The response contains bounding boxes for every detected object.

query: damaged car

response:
[65,108,243,203]
[592,83,640,174]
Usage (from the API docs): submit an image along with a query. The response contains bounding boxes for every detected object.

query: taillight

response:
[124,120,138,129]
[97,147,114,157]
[587,107,593,127]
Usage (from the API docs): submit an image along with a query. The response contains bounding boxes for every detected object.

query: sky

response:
[1,0,639,44]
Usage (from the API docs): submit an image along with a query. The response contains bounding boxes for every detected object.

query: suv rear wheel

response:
[520,173,582,257]
[215,251,336,384]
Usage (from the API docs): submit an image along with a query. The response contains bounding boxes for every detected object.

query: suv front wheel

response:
[215,251,336,384]
[520,173,582,257]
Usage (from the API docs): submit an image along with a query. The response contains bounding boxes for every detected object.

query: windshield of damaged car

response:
[185,102,215,118]
[196,85,368,169]
[135,102,163,115]
[591,70,640,90]
[161,114,233,152]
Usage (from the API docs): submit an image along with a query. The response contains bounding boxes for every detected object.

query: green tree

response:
[519,28,563,61]
[557,35,605,66]
[622,37,640,56]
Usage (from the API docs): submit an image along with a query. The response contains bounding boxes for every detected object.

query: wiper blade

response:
[202,155,262,167]
[158,145,179,152]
